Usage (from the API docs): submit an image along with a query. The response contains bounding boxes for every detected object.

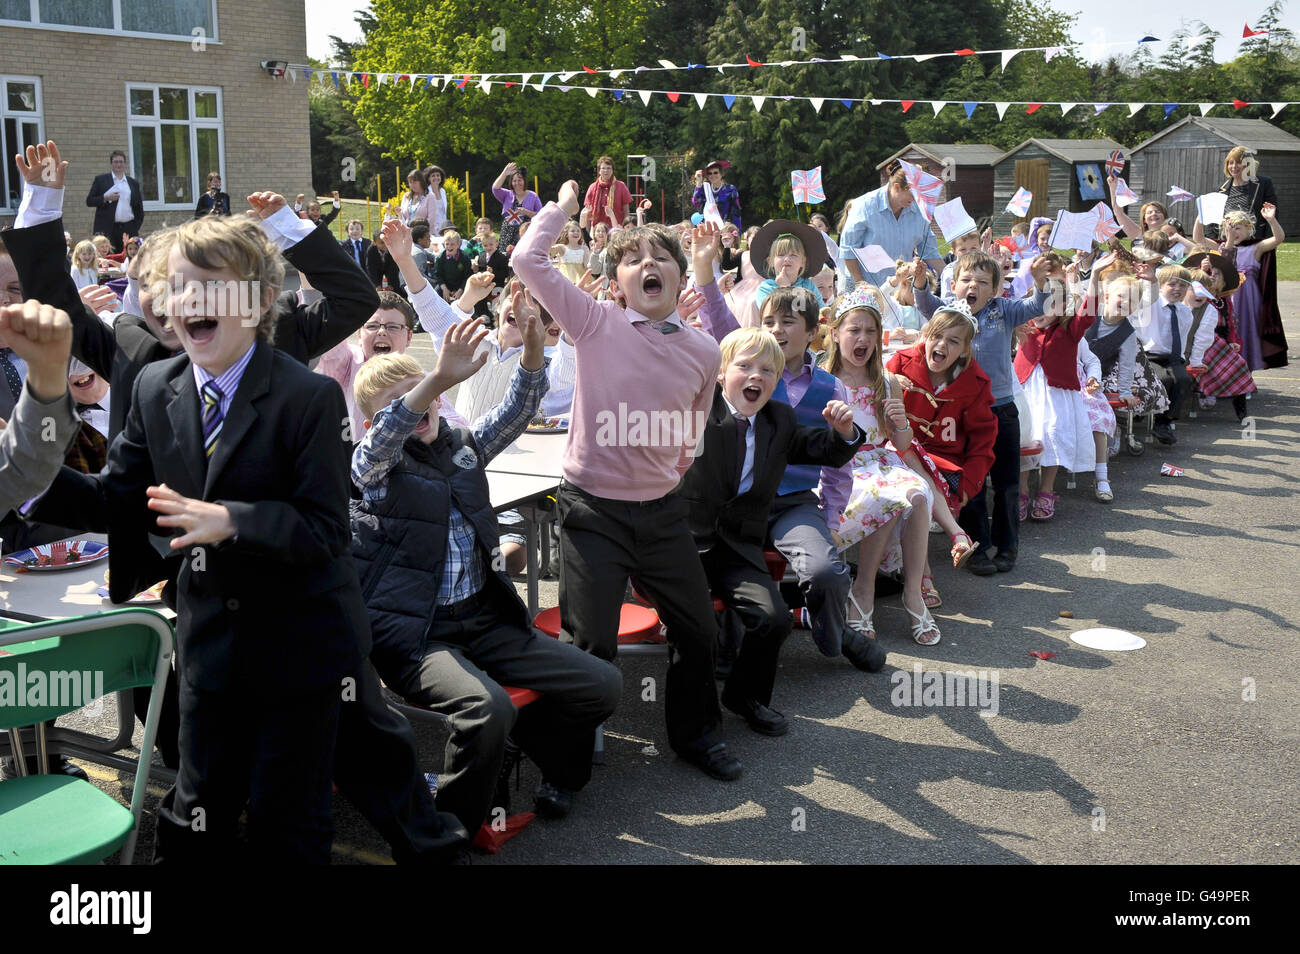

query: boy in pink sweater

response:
[514,180,742,781]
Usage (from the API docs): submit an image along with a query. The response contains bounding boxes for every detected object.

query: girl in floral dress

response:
[826,285,941,647]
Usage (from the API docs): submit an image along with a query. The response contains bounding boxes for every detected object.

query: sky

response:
[304,1,1271,65]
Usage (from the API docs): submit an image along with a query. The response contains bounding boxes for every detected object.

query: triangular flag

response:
[751,95,766,112]
[1059,102,1077,116]
[520,73,532,87]
[1044,46,1063,62]
[1233,99,1250,109]
[839,54,861,61]
[584,87,599,98]
[503,81,516,89]
[876,51,892,60]
[955,48,975,56]
[613,90,624,100]
[331,71,340,88]
[746,55,763,67]
[665,91,680,103]
[1199,102,1214,115]
[610,69,624,79]
[637,89,652,106]
[374,73,385,87]
[1001,48,1021,71]
[809,97,824,113]
[1093,103,1109,115]
[723,94,736,110]
[541,72,555,87]
[361,73,371,89]
[1127,102,1143,117]
[931,101,946,116]
[557,85,571,92]
[963,102,977,117]
[913,54,940,62]
[1138,35,1159,43]
[559,71,578,82]
[1243,22,1269,38]
[1272,103,1288,118]
[583,64,599,74]
[694,92,708,108]
[901,100,915,113]
[657,59,679,70]
[1163,103,1177,118]
[994,102,1010,119]
[1026,103,1043,114]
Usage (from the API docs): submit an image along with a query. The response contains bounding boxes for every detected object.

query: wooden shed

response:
[991,138,1128,222]
[1128,117,1300,236]
[875,143,1002,221]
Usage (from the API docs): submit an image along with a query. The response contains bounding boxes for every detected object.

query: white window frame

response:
[1,74,44,212]
[126,83,224,213]
[0,1,220,44]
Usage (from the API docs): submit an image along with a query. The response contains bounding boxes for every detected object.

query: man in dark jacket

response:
[85,150,144,251]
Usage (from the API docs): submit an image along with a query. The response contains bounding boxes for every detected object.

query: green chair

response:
[0,609,173,865]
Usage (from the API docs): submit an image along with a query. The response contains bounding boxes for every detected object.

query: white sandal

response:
[904,599,942,646]
[846,592,876,640]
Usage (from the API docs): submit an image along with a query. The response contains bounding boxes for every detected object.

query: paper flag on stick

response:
[1189,280,1214,299]
[1112,177,1139,208]
[1160,462,1185,477]
[1104,150,1126,177]
[933,197,977,242]
[1006,187,1033,217]
[791,167,825,204]
[852,245,898,274]
[1093,202,1122,242]
[897,159,944,222]
[1166,186,1194,202]
[1197,192,1228,226]
[1048,209,1102,252]
[701,182,725,227]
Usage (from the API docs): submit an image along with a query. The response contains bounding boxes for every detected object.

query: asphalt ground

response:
[47,286,1299,867]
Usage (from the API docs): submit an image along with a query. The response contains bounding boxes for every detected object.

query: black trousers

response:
[960,401,1020,557]
[155,680,341,864]
[556,483,723,756]
[1147,354,1190,423]
[385,592,622,835]
[702,545,793,707]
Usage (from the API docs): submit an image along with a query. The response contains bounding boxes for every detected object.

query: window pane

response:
[121,0,212,36]
[131,126,158,202]
[161,124,192,202]
[194,91,218,119]
[39,0,112,28]
[0,1,32,23]
[129,88,154,116]
[196,128,220,187]
[159,88,188,120]
[6,82,37,112]
[3,118,17,208]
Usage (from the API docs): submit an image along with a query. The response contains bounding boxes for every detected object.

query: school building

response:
[0,0,311,236]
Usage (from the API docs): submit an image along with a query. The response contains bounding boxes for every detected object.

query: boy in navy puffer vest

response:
[350,306,621,836]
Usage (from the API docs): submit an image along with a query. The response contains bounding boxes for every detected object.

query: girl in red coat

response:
[886,304,997,606]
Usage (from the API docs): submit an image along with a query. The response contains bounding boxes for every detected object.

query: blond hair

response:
[156,216,285,341]
[824,298,887,424]
[719,327,786,376]
[72,239,98,268]
[767,234,808,277]
[354,353,424,421]
[1156,263,1193,286]
[1224,145,1258,179]
[1221,210,1255,232]
[921,310,976,381]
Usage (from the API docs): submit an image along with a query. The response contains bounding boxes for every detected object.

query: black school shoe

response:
[968,551,998,576]
[679,742,743,781]
[1,754,89,781]
[993,549,1017,573]
[841,632,887,673]
[1153,421,1176,444]
[721,693,789,736]
[533,781,575,819]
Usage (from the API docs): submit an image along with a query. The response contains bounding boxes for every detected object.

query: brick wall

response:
[0,0,310,237]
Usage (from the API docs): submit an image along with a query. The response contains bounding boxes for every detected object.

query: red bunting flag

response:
[1243,23,1269,38]
[1232,99,1250,109]
[1025,102,1043,114]
[583,64,599,73]
[666,91,680,102]
[901,100,915,112]
[361,73,371,88]
[504,82,517,88]
[1029,650,1058,660]
[954,48,975,55]
[746,55,764,67]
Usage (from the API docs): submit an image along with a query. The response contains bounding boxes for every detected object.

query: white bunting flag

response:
[1127,102,1143,117]
[995,102,1011,119]
[809,97,824,113]
[752,95,766,112]
[1198,102,1214,115]
[1001,49,1021,71]
[584,87,599,98]
[695,92,708,109]
[559,71,578,82]
[637,89,652,106]
[931,101,946,116]
[1059,102,1077,116]
[1272,103,1287,118]
[658,59,679,70]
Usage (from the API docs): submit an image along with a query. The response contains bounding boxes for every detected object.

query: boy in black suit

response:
[679,327,864,735]
[341,219,372,270]
[30,215,385,862]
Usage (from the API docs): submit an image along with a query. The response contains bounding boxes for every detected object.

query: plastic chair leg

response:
[593,724,605,765]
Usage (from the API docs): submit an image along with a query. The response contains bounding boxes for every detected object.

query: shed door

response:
[1015,159,1049,220]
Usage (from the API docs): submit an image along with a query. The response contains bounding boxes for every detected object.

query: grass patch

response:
[1275,241,1300,282]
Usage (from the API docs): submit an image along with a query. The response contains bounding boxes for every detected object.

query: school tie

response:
[650,320,679,335]
[734,413,750,490]
[0,348,22,403]
[1167,304,1183,364]
[353,240,363,266]
[201,380,224,458]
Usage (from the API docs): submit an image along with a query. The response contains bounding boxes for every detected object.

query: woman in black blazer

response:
[195,171,231,218]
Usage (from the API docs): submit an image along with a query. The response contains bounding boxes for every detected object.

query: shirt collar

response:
[627,306,684,331]
[720,393,749,421]
[192,340,258,396]
[782,349,816,384]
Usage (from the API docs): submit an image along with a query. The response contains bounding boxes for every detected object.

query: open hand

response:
[691,221,722,276]
[676,288,705,323]
[434,316,490,384]
[78,284,119,315]
[246,191,287,220]
[1028,254,1052,284]
[15,140,68,189]
[1261,202,1277,220]
[380,218,413,259]
[147,484,236,548]
[575,268,604,299]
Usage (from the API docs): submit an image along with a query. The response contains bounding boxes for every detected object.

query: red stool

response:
[763,549,788,583]
[533,603,664,647]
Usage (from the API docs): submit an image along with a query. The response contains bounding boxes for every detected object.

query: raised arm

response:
[511,181,607,342]
[1107,174,1143,239]
[1254,203,1285,258]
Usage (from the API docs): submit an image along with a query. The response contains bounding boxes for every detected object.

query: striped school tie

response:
[201,380,224,457]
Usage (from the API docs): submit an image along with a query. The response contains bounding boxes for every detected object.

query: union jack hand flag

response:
[898,159,943,222]
[1005,187,1032,217]
[791,166,825,204]
[1166,186,1194,203]
[1092,202,1122,242]
[1104,150,1126,177]
[504,207,526,226]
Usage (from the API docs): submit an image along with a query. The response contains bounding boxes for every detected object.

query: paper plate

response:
[526,416,569,434]
[1069,628,1147,651]
[97,581,166,605]
[3,540,109,572]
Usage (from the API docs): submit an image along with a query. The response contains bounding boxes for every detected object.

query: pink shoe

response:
[1031,491,1059,521]
[1018,493,1031,522]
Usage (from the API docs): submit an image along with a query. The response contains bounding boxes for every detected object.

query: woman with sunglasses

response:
[692,159,742,230]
